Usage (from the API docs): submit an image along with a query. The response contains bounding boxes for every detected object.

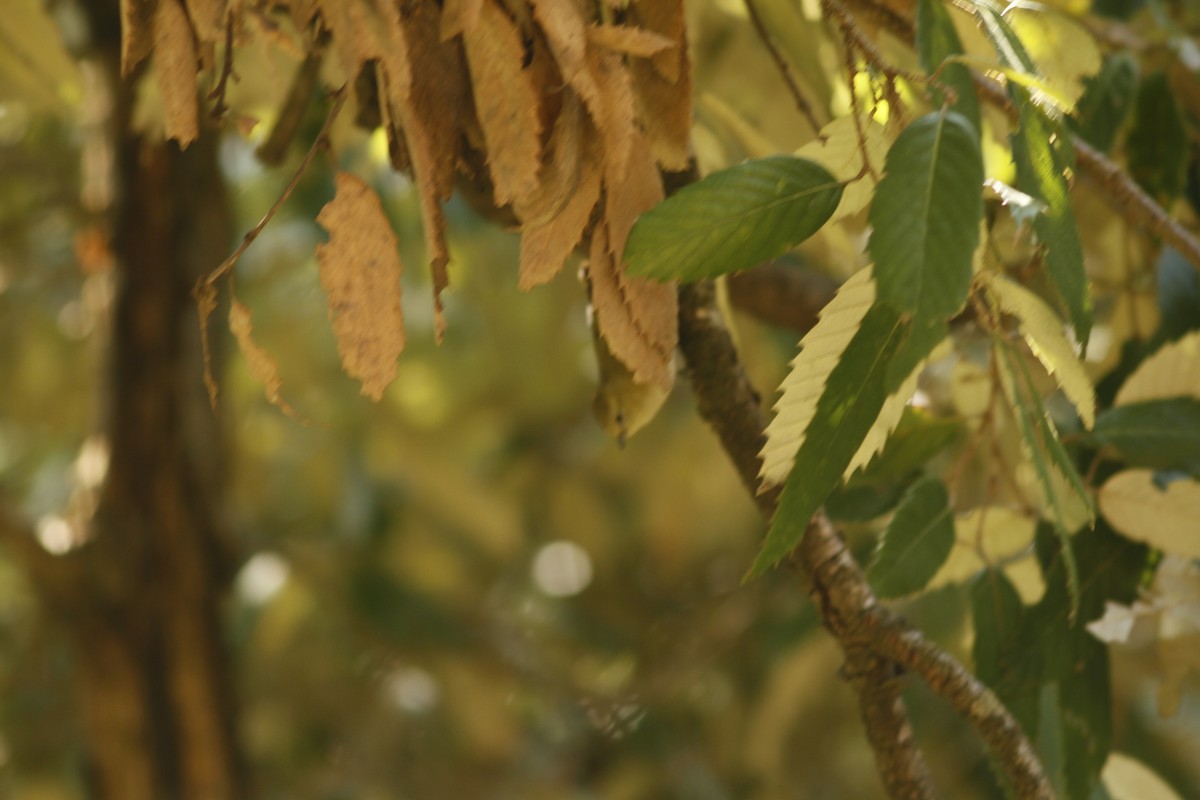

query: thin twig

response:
[194,83,348,407]
[743,0,824,134]
[196,83,348,295]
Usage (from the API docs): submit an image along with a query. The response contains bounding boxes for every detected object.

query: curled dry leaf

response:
[516,91,586,227]
[628,0,692,169]
[440,0,483,41]
[588,225,676,392]
[316,172,407,402]
[154,0,200,147]
[519,134,603,290]
[462,0,544,208]
[379,1,465,337]
[230,297,299,418]
[184,0,226,46]
[586,24,674,58]
[121,0,156,76]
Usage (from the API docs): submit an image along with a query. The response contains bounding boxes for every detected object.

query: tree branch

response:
[727,261,840,333]
[677,281,1054,800]
[678,282,938,800]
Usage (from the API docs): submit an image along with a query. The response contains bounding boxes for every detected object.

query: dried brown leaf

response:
[121,0,157,77]
[229,297,298,417]
[378,0,464,339]
[440,0,483,40]
[319,0,385,78]
[530,0,601,117]
[315,172,407,402]
[588,225,676,391]
[515,91,586,225]
[585,47,637,179]
[184,0,225,45]
[462,0,544,208]
[519,145,602,289]
[629,0,691,169]
[154,0,200,147]
[586,23,674,58]
[631,0,686,83]
[603,128,663,260]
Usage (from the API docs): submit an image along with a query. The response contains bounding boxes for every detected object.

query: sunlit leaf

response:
[983,272,1095,428]
[751,303,909,578]
[867,477,956,598]
[1114,331,1200,407]
[995,339,1091,611]
[794,115,891,222]
[1103,753,1186,800]
[1004,2,1101,111]
[869,110,983,322]
[1012,88,1092,346]
[624,156,842,281]
[760,268,875,489]
[1099,470,1200,558]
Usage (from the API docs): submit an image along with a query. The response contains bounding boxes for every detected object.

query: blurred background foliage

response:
[1,0,1199,798]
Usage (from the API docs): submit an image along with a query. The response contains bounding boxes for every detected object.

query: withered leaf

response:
[632,0,687,83]
[589,225,676,391]
[462,0,544,208]
[604,128,663,260]
[585,46,637,179]
[315,172,407,402]
[319,0,385,78]
[515,90,586,226]
[586,24,674,58]
[230,297,299,417]
[154,0,200,147]
[184,0,226,46]
[630,0,691,169]
[519,145,602,289]
[530,0,603,125]
[440,0,483,40]
[121,0,157,77]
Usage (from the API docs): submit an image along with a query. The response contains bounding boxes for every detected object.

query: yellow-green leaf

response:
[794,115,891,223]
[1114,330,1200,407]
[1004,2,1101,111]
[1099,470,1200,559]
[984,273,1095,428]
[760,268,874,489]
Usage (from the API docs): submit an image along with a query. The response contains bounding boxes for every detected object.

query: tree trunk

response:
[46,5,245,798]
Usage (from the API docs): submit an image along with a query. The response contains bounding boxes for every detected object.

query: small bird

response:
[589,316,671,447]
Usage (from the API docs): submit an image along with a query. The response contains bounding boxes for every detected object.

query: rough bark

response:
[30,4,245,798]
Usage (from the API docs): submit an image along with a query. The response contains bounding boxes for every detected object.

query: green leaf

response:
[976,523,1149,800]
[1127,71,1188,208]
[760,269,876,489]
[1012,88,1093,347]
[623,156,843,281]
[750,303,908,577]
[994,339,1093,614]
[917,0,980,132]
[970,569,1026,691]
[867,477,956,598]
[1088,398,1200,475]
[1070,53,1138,153]
[848,407,963,486]
[868,111,983,322]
